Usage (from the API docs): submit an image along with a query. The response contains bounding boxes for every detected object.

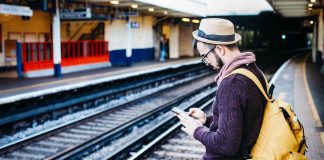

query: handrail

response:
[21,41,109,71]
[69,22,86,41]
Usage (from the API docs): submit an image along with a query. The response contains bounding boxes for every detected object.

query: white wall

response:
[105,20,127,50]
[132,16,154,49]
[105,15,154,51]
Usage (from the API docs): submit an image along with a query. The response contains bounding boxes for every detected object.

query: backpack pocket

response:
[288,152,307,160]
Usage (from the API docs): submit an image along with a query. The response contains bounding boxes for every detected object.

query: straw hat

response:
[192,18,241,45]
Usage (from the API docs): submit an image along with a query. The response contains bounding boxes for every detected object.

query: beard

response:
[208,52,223,71]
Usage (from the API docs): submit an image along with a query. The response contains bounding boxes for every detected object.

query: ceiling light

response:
[310,0,316,3]
[164,11,168,15]
[182,18,190,22]
[308,4,313,7]
[110,1,119,5]
[281,34,286,40]
[148,8,154,12]
[131,4,138,9]
[192,19,200,23]
[310,20,314,24]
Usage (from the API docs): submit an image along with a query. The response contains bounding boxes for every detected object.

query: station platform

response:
[0,58,200,105]
[270,53,324,159]
[1,51,324,159]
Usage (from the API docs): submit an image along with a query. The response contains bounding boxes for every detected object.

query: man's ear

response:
[216,45,225,56]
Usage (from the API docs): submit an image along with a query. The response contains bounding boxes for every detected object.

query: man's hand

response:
[188,108,206,125]
[177,114,203,137]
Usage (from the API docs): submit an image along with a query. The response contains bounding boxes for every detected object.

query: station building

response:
[2,0,323,78]
[0,0,208,78]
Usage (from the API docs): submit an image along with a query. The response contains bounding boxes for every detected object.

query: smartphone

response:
[171,107,193,120]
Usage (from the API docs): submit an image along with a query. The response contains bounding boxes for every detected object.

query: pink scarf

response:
[215,52,256,86]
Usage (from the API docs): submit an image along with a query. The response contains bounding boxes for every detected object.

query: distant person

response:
[176,18,267,159]
[160,34,167,62]
[166,38,169,59]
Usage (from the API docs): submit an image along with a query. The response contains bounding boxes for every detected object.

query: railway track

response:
[0,64,210,145]
[0,64,207,133]
[97,97,214,160]
[89,90,216,160]
[122,73,275,160]
[0,49,302,160]
[0,70,215,160]
[127,99,213,160]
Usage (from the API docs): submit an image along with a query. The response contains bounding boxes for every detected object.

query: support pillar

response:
[317,10,323,62]
[312,21,317,63]
[179,24,194,57]
[319,10,324,74]
[126,18,132,66]
[53,0,62,77]
[170,24,179,59]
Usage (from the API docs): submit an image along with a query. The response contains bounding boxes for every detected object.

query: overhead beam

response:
[273,1,308,5]
[276,6,306,10]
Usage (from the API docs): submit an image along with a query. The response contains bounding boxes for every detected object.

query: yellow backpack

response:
[227,68,307,160]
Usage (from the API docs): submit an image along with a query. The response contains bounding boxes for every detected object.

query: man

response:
[176,18,267,159]
[160,34,167,62]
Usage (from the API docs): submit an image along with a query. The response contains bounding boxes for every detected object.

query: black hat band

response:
[197,30,235,42]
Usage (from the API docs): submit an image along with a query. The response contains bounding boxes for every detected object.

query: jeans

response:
[160,50,166,62]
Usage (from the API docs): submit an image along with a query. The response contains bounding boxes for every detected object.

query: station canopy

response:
[85,0,205,17]
[86,0,274,17]
[206,0,273,16]
[1,0,320,18]
[267,0,321,17]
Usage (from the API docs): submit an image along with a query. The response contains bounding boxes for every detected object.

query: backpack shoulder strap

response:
[225,68,273,102]
[259,69,270,93]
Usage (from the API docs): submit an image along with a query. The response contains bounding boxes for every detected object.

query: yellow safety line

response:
[1,65,158,93]
[1,75,93,93]
[302,55,324,144]
[1,59,195,94]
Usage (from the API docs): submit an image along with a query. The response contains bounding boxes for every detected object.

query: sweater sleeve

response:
[204,114,213,128]
[193,77,245,156]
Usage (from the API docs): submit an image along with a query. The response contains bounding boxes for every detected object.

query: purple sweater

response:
[194,63,266,160]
